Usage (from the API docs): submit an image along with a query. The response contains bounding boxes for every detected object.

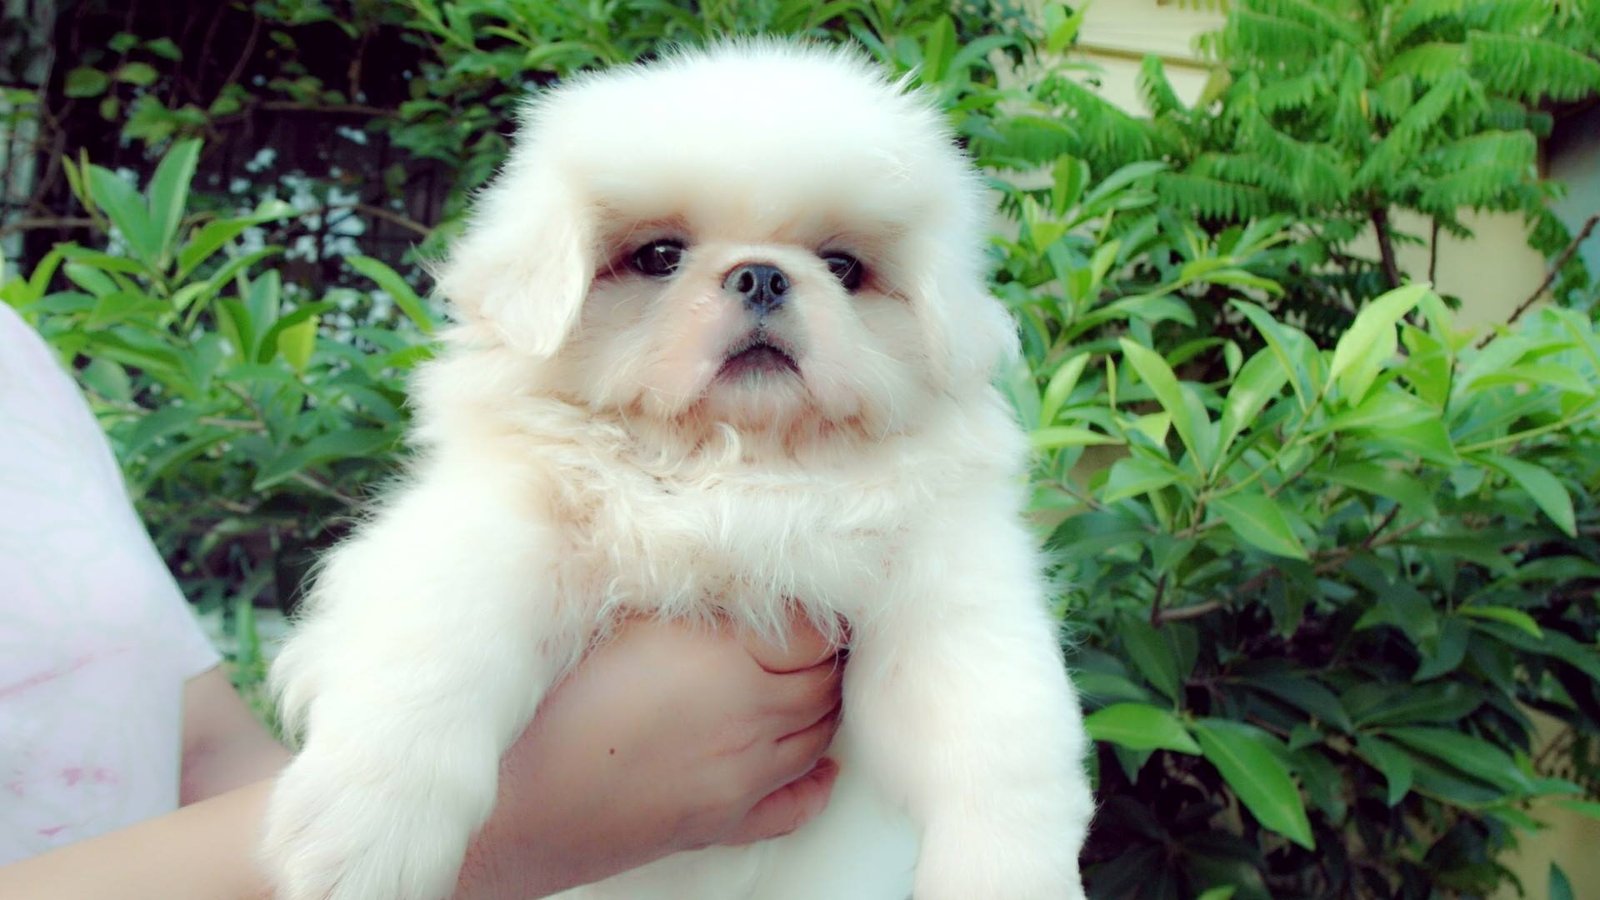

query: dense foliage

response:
[4,1,1600,898]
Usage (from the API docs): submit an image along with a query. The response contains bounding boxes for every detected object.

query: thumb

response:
[723,757,840,845]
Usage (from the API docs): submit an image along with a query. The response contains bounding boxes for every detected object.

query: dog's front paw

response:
[912,819,1085,900]
[262,739,497,900]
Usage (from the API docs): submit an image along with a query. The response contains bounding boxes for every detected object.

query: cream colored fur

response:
[261,41,1091,900]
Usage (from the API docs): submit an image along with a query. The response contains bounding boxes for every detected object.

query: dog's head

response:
[436,42,1016,445]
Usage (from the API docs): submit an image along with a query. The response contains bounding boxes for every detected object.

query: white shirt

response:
[0,303,219,864]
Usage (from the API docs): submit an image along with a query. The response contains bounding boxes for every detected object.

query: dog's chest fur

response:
[549,446,923,630]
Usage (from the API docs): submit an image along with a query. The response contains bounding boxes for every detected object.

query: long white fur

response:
[262,40,1092,900]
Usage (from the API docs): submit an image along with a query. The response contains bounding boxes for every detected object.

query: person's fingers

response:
[740,615,843,674]
[763,658,845,731]
[763,698,842,786]
[725,757,840,845]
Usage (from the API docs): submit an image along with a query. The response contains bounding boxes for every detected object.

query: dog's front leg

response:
[262,467,581,900]
[849,515,1091,900]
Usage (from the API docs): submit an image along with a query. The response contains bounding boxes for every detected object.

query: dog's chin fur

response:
[263,40,1092,900]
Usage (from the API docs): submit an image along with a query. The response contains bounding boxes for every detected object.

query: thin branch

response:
[291,470,362,509]
[258,100,394,117]
[218,12,262,105]
[1154,599,1222,624]
[1152,507,1423,626]
[1370,206,1403,290]
[1427,217,1441,285]
[1148,573,1170,626]
[345,203,433,238]
[1488,213,1600,345]
[0,215,96,239]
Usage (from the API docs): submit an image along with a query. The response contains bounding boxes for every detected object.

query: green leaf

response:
[276,314,319,374]
[348,254,438,334]
[1049,156,1089,216]
[1039,352,1091,426]
[253,428,396,491]
[1477,453,1576,537]
[114,62,159,86]
[1218,347,1290,454]
[1246,676,1354,733]
[1347,680,1483,728]
[1468,364,1595,397]
[1119,338,1210,469]
[1329,283,1431,404]
[1030,426,1118,451]
[1047,511,1150,559]
[1231,300,1315,410]
[1558,800,1600,821]
[1383,726,1533,794]
[1550,863,1575,900]
[144,37,181,60]
[1120,616,1184,704]
[1084,703,1202,754]
[1414,618,1470,681]
[1366,417,1459,465]
[86,165,161,268]
[920,15,956,84]
[1210,491,1309,560]
[79,358,132,403]
[146,138,201,265]
[1193,719,1315,849]
[1457,606,1543,639]
[1356,735,1414,806]
[1314,462,1436,515]
[64,67,110,98]
[1318,388,1438,435]
[1100,454,1183,504]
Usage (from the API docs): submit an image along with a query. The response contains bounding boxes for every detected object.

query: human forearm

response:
[0,777,579,900]
[0,779,276,900]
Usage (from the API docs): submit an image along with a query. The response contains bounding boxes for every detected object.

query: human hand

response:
[458,613,846,898]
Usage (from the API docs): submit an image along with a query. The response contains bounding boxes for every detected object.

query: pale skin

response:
[0,614,844,899]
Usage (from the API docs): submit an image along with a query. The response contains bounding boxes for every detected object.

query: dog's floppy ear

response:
[436,164,593,358]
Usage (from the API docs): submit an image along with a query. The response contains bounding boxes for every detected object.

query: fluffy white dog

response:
[262,41,1091,900]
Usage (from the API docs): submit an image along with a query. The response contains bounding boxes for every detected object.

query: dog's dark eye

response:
[822,252,865,292]
[631,239,686,278]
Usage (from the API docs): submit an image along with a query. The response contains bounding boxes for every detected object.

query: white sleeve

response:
[0,303,221,863]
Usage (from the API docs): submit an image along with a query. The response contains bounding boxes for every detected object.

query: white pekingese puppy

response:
[262,41,1091,900]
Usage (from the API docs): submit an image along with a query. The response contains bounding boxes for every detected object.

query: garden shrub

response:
[4,1,1600,897]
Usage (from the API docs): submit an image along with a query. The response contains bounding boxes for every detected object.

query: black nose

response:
[723,263,789,315]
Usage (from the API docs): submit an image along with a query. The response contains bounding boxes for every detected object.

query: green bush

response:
[5,2,1600,898]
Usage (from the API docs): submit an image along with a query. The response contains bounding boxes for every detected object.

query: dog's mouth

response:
[717,332,800,381]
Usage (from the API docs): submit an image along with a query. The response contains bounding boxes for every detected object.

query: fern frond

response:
[1234,109,1347,200]
[1418,162,1529,211]
[1368,74,1414,126]
[1393,68,1479,139]
[1223,9,1326,60]
[980,114,1081,169]
[1138,55,1188,119]
[1327,48,1370,146]
[1480,96,1535,132]
[1462,0,1550,34]
[1192,151,1298,199]
[1468,32,1600,102]
[1389,0,1465,47]
[1429,130,1537,173]
[1047,78,1157,163]
[1241,0,1367,42]
[1386,42,1467,83]
[1255,73,1321,114]
[1156,171,1274,220]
